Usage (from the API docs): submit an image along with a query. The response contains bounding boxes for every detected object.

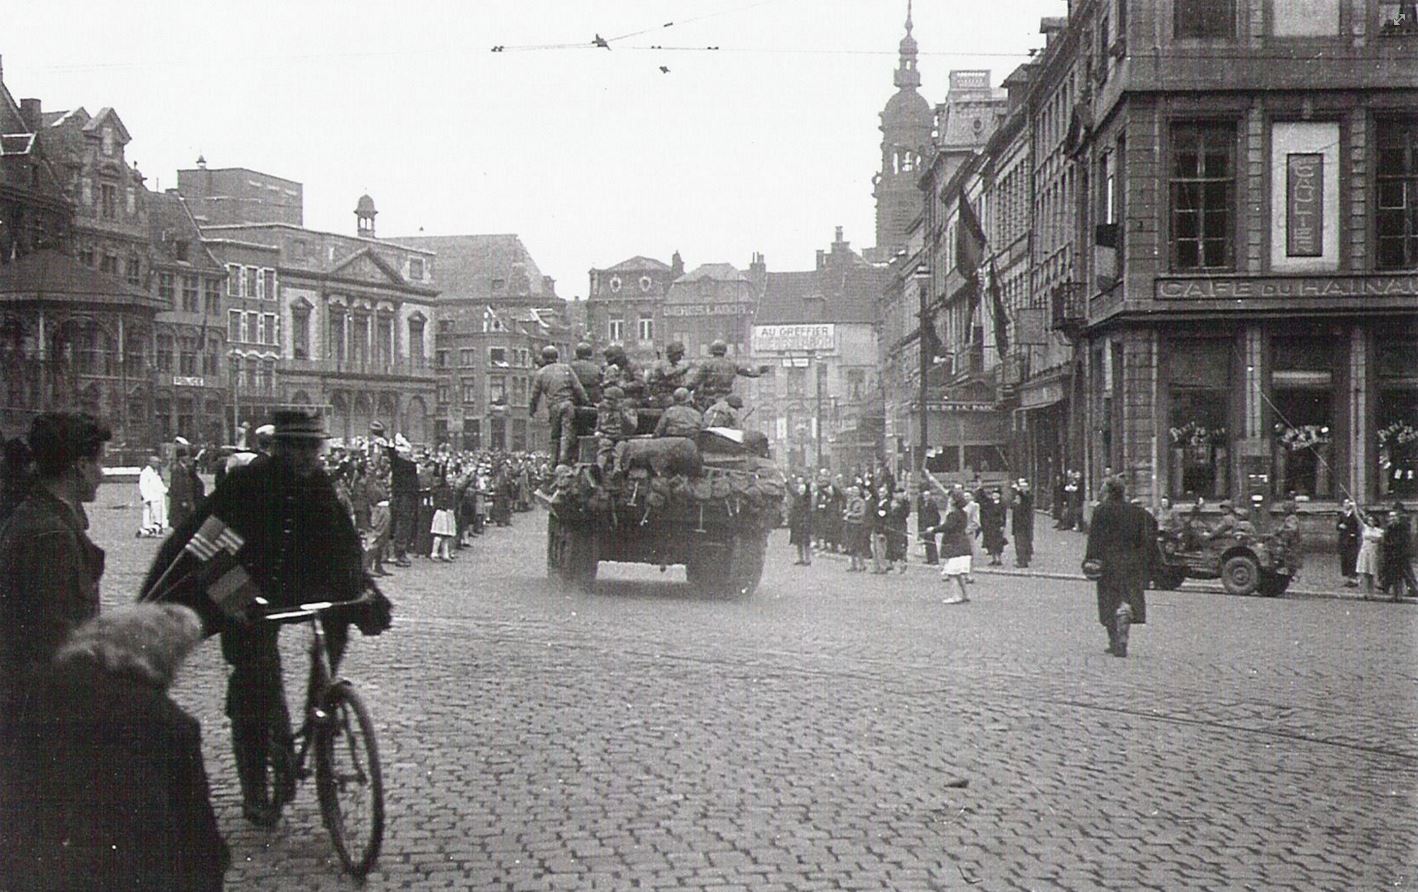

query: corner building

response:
[1068,0,1418,518]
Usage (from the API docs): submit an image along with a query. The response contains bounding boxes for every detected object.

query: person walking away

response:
[936,491,972,604]
[138,455,169,537]
[788,478,814,565]
[918,488,941,565]
[429,472,456,561]
[139,407,390,828]
[1084,476,1153,657]
[1011,478,1035,568]
[529,344,589,466]
[842,485,868,572]
[0,412,111,720]
[1337,497,1362,587]
[0,604,228,891]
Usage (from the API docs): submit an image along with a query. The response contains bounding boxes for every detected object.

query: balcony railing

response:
[283,356,434,377]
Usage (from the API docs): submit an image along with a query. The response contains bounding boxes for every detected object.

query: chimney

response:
[816,249,826,270]
[542,275,556,294]
[670,250,684,280]
[19,98,41,132]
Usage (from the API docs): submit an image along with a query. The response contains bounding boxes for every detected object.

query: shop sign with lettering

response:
[1286,153,1323,257]
[752,323,836,353]
[172,376,206,387]
[661,303,754,317]
[925,401,997,414]
[1156,275,1418,300]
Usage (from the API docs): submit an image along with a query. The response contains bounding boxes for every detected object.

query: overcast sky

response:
[3,0,1064,297]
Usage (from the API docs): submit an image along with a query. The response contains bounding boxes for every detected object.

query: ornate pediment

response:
[329,247,406,287]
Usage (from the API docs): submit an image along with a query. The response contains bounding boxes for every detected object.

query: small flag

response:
[208,563,260,611]
[183,515,244,562]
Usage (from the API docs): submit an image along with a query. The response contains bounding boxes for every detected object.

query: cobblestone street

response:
[92,498,1418,891]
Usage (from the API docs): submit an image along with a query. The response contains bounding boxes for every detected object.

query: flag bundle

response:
[143,514,261,615]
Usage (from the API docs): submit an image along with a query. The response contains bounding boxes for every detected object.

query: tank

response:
[542,409,786,598]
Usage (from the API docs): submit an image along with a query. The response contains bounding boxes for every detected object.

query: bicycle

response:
[258,592,386,878]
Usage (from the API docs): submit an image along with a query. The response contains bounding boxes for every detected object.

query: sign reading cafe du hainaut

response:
[1156,274,1418,300]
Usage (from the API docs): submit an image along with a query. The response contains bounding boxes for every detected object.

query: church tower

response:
[873,1,934,254]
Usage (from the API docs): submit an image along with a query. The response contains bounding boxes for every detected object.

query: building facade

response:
[396,233,569,451]
[753,228,884,473]
[1065,0,1418,526]
[176,161,303,227]
[585,254,679,365]
[200,196,439,444]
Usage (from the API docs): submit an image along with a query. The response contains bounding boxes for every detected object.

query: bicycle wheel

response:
[315,683,384,877]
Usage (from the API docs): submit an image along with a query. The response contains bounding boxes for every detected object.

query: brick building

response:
[176,161,302,227]
[585,254,680,365]
[395,233,569,451]
[662,257,765,362]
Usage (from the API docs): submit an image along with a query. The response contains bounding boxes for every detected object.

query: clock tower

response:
[873,1,934,255]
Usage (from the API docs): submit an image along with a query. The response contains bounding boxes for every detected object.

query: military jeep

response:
[1151,530,1302,597]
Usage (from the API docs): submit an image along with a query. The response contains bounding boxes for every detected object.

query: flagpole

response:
[916,266,931,475]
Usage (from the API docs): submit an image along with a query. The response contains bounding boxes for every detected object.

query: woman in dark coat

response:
[935,492,972,604]
[1084,477,1152,657]
[0,604,228,891]
[788,478,814,565]
[980,489,1008,565]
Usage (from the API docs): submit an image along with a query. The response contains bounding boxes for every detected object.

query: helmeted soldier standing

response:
[685,339,768,408]
[594,386,638,474]
[654,387,703,438]
[601,345,647,406]
[702,393,743,429]
[529,344,589,465]
[646,341,692,408]
[139,407,388,827]
[569,343,603,405]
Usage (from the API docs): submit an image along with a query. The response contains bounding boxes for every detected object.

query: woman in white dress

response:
[1356,509,1384,595]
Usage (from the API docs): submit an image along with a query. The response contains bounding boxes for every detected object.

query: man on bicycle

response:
[141,407,390,826]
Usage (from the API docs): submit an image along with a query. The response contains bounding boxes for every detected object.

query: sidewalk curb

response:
[803,547,1417,606]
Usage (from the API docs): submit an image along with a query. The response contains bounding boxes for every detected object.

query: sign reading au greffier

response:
[1156,274,1418,300]
[752,323,836,353]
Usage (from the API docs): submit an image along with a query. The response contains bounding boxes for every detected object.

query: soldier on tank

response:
[601,345,646,406]
[685,339,769,409]
[528,344,589,466]
[593,386,638,475]
[654,387,703,438]
[569,343,603,404]
[646,341,692,408]
[702,393,744,430]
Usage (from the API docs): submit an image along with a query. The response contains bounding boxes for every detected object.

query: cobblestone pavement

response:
[88,493,1418,890]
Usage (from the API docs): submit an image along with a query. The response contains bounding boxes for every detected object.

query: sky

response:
[2,0,1066,298]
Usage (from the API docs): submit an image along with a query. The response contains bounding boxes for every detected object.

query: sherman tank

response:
[542,408,785,598]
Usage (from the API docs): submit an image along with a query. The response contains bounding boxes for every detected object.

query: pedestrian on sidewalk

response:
[1011,478,1034,568]
[937,491,972,604]
[1084,476,1151,658]
[887,488,911,573]
[138,455,168,537]
[1380,503,1416,599]
[788,477,813,566]
[842,484,868,572]
[1357,508,1384,595]
[429,472,456,562]
[870,486,893,574]
[1337,498,1362,587]
[980,488,1007,566]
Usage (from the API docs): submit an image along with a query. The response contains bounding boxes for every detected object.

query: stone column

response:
[1349,326,1369,501]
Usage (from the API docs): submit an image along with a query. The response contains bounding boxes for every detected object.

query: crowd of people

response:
[784,467,1038,602]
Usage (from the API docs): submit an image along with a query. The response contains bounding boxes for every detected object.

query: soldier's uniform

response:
[686,355,762,408]
[602,359,647,405]
[570,357,604,405]
[702,398,740,429]
[529,360,589,464]
[646,356,691,407]
[654,403,703,438]
[594,393,638,473]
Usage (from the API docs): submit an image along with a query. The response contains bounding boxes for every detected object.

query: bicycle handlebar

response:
[256,579,387,624]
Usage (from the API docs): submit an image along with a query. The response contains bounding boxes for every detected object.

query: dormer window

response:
[409,257,425,280]
[101,127,115,157]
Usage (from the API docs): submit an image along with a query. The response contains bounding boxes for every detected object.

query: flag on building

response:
[986,259,1009,358]
[956,194,989,326]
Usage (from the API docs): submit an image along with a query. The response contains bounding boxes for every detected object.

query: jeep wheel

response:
[1257,571,1291,597]
[550,522,598,591]
[725,534,767,599]
[1221,554,1260,596]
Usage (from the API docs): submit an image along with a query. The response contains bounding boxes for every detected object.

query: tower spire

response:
[894,0,920,90]
[906,0,913,33]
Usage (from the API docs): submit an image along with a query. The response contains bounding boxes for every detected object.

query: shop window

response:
[1175,0,1234,38]
[1377,118,1418,270]
[1377,336,1418,498]
[1270,337,1335,499]
[1167,339,1232,500]
[1170,122,1236,271]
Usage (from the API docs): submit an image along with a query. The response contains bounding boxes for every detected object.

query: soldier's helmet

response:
[604,345,625,363]
[726,394,744,409]
[575,342,593,359]
[604,386,625,400]
[541,344,560,362]
[667,340,685,357]
[709,339,728,356]
[672,387,691,404]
